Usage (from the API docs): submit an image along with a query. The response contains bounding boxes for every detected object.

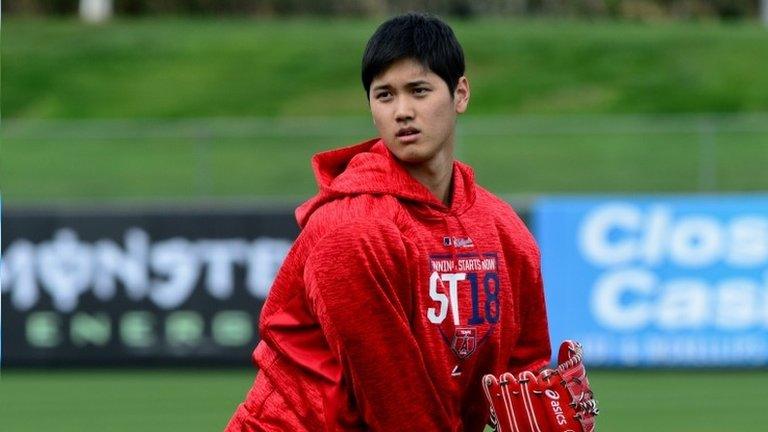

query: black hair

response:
[361,12,465,98]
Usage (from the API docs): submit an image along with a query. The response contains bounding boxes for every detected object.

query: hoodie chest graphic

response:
[426,252,501,360]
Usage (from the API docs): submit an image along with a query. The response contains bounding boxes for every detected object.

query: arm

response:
[304,219,453,431]
[507,255,551,374]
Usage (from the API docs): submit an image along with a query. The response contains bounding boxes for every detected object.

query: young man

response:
[226,13,551,431]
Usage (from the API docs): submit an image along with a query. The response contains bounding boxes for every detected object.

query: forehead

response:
[371,58,440,86]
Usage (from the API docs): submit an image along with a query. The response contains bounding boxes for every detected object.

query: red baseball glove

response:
[482,340,599,432]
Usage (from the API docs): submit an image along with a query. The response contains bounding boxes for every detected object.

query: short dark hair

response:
[361,12,465,98]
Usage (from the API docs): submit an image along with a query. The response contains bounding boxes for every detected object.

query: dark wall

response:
[1,205,299,366]
[2,0,761,19]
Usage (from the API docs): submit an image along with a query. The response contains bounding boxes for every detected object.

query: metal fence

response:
[3,113,767,202]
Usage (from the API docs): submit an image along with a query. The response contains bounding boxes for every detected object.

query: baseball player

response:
[226,13,594,432]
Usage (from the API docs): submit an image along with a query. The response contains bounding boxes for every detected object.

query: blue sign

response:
[535,195,768,367]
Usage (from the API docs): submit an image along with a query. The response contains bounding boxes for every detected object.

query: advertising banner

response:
[1,206,298,366]
[535,195,768,367]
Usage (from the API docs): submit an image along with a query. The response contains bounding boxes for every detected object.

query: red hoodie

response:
[226,139,550,432]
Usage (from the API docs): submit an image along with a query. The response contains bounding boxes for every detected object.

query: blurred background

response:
[2,1,767,431]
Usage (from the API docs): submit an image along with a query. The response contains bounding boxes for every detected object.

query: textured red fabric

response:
[225,139,551,432]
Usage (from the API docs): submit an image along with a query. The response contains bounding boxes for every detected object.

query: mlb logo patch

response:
[443,236,452,246]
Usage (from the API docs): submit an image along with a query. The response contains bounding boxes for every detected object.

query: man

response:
[226,12,551,431]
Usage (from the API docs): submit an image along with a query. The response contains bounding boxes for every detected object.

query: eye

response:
[413,87,430,96]
[375,91,392,101]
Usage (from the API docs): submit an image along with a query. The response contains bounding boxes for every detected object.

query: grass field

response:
[1,368,767,431]
[2,18,768,201]
[5,18,768,118]
[3,114,767,201]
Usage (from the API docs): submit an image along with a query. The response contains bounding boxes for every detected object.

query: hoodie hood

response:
[295,138,476,228]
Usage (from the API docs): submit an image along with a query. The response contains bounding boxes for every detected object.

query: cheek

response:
[424,102,455,136]
[370,109,388,133]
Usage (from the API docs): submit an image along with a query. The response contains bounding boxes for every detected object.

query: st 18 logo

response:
[426,269,500,326]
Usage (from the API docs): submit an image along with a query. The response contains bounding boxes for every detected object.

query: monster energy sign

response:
[1,206,298,366]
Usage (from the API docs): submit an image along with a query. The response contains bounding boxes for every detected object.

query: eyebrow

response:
[371,80,432,92]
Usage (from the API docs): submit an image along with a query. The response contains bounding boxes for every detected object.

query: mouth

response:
[396,127,421,143]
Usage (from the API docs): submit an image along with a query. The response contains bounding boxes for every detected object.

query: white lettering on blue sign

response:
[536,196,768,366]
[579,204,768,268]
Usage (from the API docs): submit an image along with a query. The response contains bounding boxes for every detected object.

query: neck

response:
[403,146,455,206]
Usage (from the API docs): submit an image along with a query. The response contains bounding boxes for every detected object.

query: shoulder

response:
[474,186,528,230]
[302,210,412,281]
[474,186,540,261]
[300,194,406,248]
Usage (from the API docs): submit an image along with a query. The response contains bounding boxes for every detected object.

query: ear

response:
[454,76,470,114]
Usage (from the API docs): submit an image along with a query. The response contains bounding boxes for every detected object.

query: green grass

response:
[3,114,767,201]
[2,18,768,201]
[1,369,766,431]
[4,18,768,118]
[0,369,254,431]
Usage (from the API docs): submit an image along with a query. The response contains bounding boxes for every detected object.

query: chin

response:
[388,143,433,165]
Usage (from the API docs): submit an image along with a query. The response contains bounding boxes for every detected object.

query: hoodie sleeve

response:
[304,218,454,432]
[506,252,552,374]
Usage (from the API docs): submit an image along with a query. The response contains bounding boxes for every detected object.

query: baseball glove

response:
[482,340,599,432]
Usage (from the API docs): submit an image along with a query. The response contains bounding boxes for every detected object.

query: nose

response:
[394,97,415,123]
